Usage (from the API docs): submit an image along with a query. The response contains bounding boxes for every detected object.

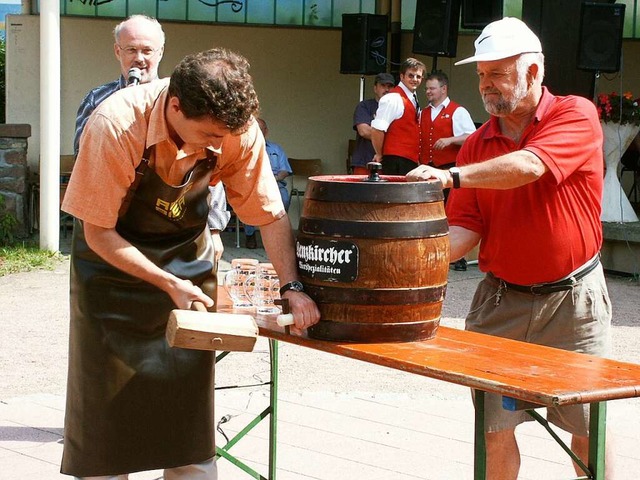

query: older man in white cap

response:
[407,18,616,479]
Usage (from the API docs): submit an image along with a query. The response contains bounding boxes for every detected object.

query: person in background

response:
[420,70,476,271]
[371,58,426,175]
[244,118,292,249]
[73,14,229,260]
[350,72,395,175]
[61,47,320,479]
[407,18,616,479]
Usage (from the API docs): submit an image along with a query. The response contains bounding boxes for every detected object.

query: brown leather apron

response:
[62,151,218,476]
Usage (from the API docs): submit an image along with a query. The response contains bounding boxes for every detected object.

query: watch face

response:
[291,281,304,291]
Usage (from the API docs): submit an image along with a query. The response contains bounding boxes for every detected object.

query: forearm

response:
[83,222,214,309]
[449,225,481,261]
[259,215,299,284]
[450,133,470,146]
[84,223,177,291]
[356,123,373,140]
[370,128,385,157]
[407,150,547,190]
[274,170,289,182]
[460,150,547,189]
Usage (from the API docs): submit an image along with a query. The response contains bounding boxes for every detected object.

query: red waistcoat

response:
[383,86,420,163]
[420,100,462,167]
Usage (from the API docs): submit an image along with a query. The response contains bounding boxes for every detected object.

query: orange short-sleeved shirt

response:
[63,78,284,229]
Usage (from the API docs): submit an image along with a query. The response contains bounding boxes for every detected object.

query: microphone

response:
[127,68,142,87]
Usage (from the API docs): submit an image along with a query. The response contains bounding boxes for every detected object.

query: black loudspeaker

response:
[577,2,626,73]
[340,14,388,75]
[461,0,503,29]
[412,0,461,57]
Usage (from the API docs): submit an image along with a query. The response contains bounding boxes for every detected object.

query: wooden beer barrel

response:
[297,174,450,343]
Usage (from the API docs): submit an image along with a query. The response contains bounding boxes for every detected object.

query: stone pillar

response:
[0,124,32,238]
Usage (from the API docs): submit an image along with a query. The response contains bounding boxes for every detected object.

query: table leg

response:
[268,339,279,480]
[474,390,487,480]
[589,401,607,480]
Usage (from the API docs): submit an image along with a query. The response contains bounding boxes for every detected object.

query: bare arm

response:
[370,128,385,162]
[259,215,321,331]
[356,123,373,140]
[449,225,481,261]
[406,149,548,190]
[433,133,470,150]
[83,222,214,310]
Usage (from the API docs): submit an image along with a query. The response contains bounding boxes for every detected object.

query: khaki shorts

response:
[466,264,612,435]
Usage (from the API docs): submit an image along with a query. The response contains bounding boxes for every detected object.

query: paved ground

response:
[1,230,640,479]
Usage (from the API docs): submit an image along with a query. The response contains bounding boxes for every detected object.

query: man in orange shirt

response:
[61,48,320,479]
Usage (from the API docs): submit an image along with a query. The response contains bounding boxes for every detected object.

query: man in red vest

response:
[421,70,477,270]
[371,58,426,175]
[420,71,476,175]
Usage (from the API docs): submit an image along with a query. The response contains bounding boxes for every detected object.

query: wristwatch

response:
[449,167,461,189]
[279,280,305,296]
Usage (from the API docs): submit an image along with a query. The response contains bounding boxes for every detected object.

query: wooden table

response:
[215,298,640,480]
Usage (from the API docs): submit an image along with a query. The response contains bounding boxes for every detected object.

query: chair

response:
[288,158,322,212]
[346,139,356,174]
[60,155,75,237]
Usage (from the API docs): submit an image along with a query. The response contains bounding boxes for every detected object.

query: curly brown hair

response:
[169,48,260,133]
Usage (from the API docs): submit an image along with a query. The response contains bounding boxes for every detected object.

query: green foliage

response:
[0,243,63,276]
[0,194,18,245]
[0,197,65,275]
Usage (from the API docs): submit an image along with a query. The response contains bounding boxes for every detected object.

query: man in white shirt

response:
[370,58,426,175]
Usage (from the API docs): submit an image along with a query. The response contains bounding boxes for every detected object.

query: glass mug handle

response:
[224,268,254,308]
[243,272,258,306]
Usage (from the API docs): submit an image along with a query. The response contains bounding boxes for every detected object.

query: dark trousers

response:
[381,155,417,176]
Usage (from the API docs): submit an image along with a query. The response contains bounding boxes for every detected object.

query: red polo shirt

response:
[446,87,604,285]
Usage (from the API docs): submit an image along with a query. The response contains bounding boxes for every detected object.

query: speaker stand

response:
[431,55,439,73]
[591,70,601,103]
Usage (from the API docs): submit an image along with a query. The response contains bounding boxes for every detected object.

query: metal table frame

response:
[210,300,640,480]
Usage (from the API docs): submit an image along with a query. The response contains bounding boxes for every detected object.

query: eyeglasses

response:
[118,45,161,59]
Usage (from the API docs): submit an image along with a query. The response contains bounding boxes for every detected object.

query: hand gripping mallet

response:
[274,298,294,334]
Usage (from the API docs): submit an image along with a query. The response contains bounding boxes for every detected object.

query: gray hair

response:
[113,14,165,46]
[516,52,545,84]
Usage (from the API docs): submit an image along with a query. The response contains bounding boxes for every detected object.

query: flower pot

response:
[601,121,640,223]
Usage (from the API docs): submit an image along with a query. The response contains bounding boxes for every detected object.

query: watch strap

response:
[450,168,461,189]
[279,281,304,296]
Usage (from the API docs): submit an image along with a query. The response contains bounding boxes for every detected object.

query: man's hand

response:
[167,278,215,311]
[433,137,453,150]
[281,290,321,335]
[406,164,450,188]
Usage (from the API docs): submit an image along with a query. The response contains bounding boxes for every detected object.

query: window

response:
[32,0,640,39]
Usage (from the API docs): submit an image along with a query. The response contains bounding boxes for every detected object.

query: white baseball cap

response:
[455,17,542,66]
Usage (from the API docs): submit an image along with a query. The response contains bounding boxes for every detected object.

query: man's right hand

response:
[406,164,450,188]
[167,277,215,310]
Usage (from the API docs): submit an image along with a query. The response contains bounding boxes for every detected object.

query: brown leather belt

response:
[499,256,600,296]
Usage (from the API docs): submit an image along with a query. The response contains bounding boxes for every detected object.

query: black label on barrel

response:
[296,238,359,282]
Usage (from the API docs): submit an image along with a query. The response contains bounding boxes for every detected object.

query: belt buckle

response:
[529,284,545,295]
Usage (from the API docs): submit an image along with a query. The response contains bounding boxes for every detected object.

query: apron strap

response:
[118,147,152,218]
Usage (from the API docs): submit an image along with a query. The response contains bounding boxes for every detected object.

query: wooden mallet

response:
[166,301,258,352]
